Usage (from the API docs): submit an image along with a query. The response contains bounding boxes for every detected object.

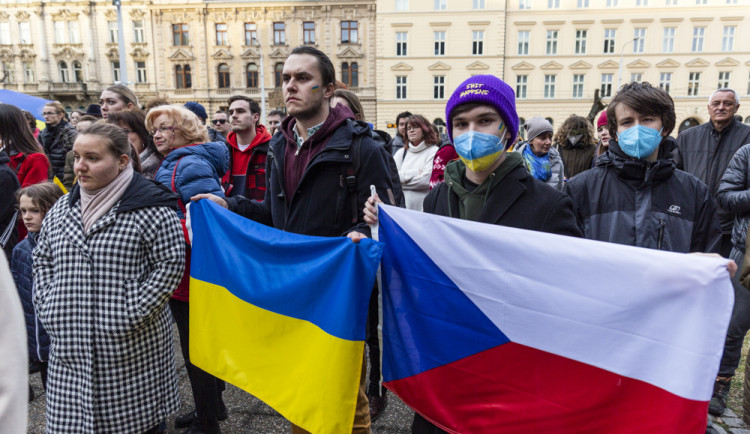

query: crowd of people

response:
[1,43,749,434]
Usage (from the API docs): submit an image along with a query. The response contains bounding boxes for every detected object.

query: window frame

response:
[173,23,189,46]
[341,21,358,44]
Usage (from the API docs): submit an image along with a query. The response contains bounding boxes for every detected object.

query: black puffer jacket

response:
[676,119,750,232]
[716,143,750,253]
[226,117,396,238]
[565,137,720,253]
[0,150,20,257]
[11,232,50,363]
[39,121,77,180]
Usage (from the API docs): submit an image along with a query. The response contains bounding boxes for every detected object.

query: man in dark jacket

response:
[39,101,77,181]
[366,74,582,434]
[222,96,272,200]
[677,88,750,256]
[566,82,721,254]
[184,101,228,146]
[193,46,395,433]
[0,150,20,257]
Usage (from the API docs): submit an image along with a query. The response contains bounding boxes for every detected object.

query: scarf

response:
[522,144,551,182]
[80,164,134,234]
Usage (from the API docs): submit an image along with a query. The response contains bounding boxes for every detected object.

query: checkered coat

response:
[33,174,185,433]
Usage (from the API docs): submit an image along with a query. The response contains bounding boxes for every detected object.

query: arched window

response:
[218,63,230,88]
[679,117,701,134]
[184,65,192,88]
[246,63,258,88]
[274,62,283,88]
[73,61,83,83]
[176,64,192,89]
[342,62,358,88]
[58,61,69,83]
[744,116,750,125]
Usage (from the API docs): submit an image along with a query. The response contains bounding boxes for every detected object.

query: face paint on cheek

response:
[312,86,320,93]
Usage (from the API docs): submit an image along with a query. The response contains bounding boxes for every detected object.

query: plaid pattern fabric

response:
[246,154,267,201]
[33,195,185,433]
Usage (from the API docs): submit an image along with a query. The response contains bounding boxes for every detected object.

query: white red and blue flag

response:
[375,204,734,433]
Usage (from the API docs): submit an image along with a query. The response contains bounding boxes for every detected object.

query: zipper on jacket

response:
[657,218,666,250]
[272,151,289,230]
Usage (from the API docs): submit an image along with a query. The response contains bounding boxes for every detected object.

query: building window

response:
[341,21,358,44]
[58,61,69,82]
[606,0,618,5]
[718,72,731,89]
[548,0,559,7]
[136,61,146,83]
[473,0,485,8]
[747,72,750,96]
[575,30,587,54]
[54,21,66,43]
[245,23,257,46]
[175,65,192,89]
[603,29,616,54]
[434,75,445,99]
[601,73,613,97]
[722,26,735,52]
[342,62,359,87]
[659,72,671,94]
[1,61,14,83]
[692,27,705,52]
[275,62,284,87]
[216,23,228,46]
[23,61,34,83]
[688,72,701,96]
[396,32,407,56]
[434,31,445,56]
[303,22,315,45]
[572,74,584,98]
[518,31,529,55]
[0,22,10,45]
[631,73,642,83]
[472,31,484,55]
[73,60,82,82]
[578,0,589,6]
[133,20,144,43]
[68,21,80,44]
[18,22,31,44]
[516,75,527,99]
[218,63,230,88]
[544,74,556,99]
[106,21,119,44]
[636,0,648,4]
[111,61,120,83]
[546,30,558,55]
[666,0,677,4]
[173,24,189,46]
[396,0,409,11]
[274,22,286,45]
[519,0,531,9]
[662,28,675,53]
[396,76,407,99]
[696,0,706,3]
[633,28,645,53]
[246,63,258,87]
[434,0,446,10]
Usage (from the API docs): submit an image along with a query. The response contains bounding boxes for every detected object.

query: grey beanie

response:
[524,116,554,141]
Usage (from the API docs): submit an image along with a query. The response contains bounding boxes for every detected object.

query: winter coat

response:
[139,146,162,180]
[32,173,185,433]
[223,126,272,200]
[155,141,228,218]
[371,128,405,207]
[63,150,76,190]
[39,121,77,181]
[394,142,439,212]
[716,144,750,254]
[391,134,406,156]
[0,251,27,434]
[10,232,50,363]
[430,144,459,190]
[9,152,49,187]
[424,159,582,238]
[226,116,396,238]
[515,143,565,191]
[565,138,720,253]
[676,119,750,233]
[0,151,20,258]
[208,126,229,145]
[557,140,596,179]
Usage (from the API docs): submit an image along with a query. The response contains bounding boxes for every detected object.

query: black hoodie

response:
[0,150,20,257]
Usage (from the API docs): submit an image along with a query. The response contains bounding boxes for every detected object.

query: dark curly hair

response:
[554,115,595,149]
[606,82,675,137]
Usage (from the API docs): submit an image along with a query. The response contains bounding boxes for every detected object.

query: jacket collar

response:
[69,172,179,212]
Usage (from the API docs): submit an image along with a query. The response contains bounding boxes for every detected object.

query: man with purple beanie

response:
[365,74,582,433]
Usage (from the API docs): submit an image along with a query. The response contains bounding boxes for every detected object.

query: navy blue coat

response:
[11,232,50,362]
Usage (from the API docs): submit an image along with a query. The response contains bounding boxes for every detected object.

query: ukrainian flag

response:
[188,200,383,433]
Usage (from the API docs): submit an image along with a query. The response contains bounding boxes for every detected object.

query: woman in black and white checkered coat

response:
[33,123,186,433]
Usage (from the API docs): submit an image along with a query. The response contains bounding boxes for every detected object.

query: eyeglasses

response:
[212,119,227,125]
[406,126,419,131]
[42,112,58,116]
[150,126,176,136]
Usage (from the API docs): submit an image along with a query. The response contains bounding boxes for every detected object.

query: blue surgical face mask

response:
[617,125,663,160]
[454,129,507,172]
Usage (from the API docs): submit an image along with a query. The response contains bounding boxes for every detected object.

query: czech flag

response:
[376,204,733,433]
[188,200,383,433]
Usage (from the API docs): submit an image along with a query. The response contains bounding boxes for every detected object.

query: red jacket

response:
[222,126,272,200]
[10,152,49,187]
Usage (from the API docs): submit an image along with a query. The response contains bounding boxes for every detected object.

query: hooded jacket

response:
[676,119,750,233]
[226,106,396,238]
[514,142,565,191]
[223,125,272,200]
[155,141,229,218]
[565,137,720,253]
[39,120,77,181]
[11,232,50,363]
[556,139,596,179]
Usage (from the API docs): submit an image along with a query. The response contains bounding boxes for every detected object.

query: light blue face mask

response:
[617,125,663,160]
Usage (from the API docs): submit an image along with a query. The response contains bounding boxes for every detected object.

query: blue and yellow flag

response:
[188,200,383,433]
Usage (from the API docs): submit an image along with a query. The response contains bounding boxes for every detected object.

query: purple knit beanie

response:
[445,75,519,145]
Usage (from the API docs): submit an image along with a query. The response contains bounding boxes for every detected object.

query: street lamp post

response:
[617,37,639,90]
[113,0,129,85]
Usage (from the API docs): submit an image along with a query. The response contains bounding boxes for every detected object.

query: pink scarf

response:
[80,164,134,234]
